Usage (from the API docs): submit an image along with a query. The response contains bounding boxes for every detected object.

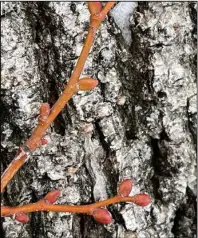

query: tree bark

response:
[1,2,197,238]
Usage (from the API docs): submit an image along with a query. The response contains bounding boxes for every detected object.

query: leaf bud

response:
[92,208,112,224]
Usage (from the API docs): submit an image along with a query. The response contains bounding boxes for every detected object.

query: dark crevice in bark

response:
[24,2,75,135]
[159,128,171,142]
[150,130,185,203]
[71,216,82,238]
[189,2,197,51]
[150,136,179,178]
[1,147,14,179]
[187,3,197,151]
[0,218,5,238]
[69,2,77,14]
[109,206,127,231]
[114,60,139,142]
[99,82,107,102]
[79,162,95,204]
[103,157,119,197]
[171,187,197,238]
[1,187,10,207]
[113,3,157,145]
[137,2,150,12]
[83,217,113,238]
[46,78,67,136]
[0,100,25,145]
[150,138,163,201]
[186,97,197,150]
[0,151,15,208]
[30,211,43,238]
[150,176,162,201]
[94,121,119,196]
[79,215,85,238]
[119,102,138,142]
[94,120,111,160]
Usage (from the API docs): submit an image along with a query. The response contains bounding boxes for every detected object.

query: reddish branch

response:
[2,180,151,224]
[1,2,151,225]
[2,194,151,217]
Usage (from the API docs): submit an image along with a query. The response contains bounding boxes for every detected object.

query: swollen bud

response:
[41,138,48,145]
[92,208,112,224]
[44,190,61,204]
[39,103,50,122]
[118,179,133,197]
[14,212,29,223]
[78,78,98,91]
[131,194,151,206]
[88,2,103,15]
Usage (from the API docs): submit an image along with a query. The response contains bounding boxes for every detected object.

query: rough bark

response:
[1,2,197,238]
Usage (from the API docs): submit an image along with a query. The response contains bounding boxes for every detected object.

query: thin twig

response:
[1,194,150,217]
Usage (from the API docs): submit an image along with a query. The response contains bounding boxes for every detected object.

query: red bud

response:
[14,212,29,223]
[16,147,23,156]
[78,78,98,91]
[39,103,50,121]
[44,190,61,204]
[88,2,103,15]
[131,194,151,206]
[41,138,48,145]
[92,208,112,224]
[118,179,133,197]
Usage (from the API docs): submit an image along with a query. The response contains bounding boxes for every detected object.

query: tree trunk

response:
[1,2,197,238]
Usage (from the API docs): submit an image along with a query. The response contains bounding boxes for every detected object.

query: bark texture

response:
[1,2,197,238]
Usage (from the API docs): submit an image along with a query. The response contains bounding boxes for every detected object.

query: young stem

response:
[1,153,27,193]
[1,195,137,217]
[100,2,116,20]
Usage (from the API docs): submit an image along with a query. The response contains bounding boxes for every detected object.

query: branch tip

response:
[131,194,151,207]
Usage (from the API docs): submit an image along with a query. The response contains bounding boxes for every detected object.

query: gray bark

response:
[1,2,197,238]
